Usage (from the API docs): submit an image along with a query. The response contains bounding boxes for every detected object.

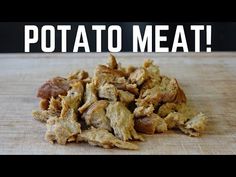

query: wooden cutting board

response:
[0,52,236,155]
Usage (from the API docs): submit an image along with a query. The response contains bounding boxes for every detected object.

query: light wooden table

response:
[0,52,236,154]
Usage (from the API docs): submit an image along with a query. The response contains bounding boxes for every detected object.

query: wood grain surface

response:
[0,52,236,154]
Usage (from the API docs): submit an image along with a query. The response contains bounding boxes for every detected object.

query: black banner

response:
[0,22,236,53]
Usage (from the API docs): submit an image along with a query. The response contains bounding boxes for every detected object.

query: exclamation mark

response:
[206,25,212,52]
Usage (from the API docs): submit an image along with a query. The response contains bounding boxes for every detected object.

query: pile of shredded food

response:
[32,54,207,150]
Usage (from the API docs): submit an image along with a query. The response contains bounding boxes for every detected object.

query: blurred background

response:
[0,22,235,52]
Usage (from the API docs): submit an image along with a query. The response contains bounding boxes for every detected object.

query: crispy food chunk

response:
[134,104,154,118]
[48,97,62,115]
[158,103,177,117]
[118,90,135,105]
[120,65,136,78]
[123,83,139,95]
[98,83,118,101]
[138,76,185,108]
[159,76,179,103]
[176,103,196,119]
[178,126,199,137]
[32,110,56,122]
[82,100,111,131]
[45,114,81,144]
[92,64,139,95]
[174,82,187,103]
[106,102,144,141]
[60,81,84,120]
[67,70,89,81]
[155,117,168,133]
[39,99,49,110]
[94,65,139,95]
[77,127,138,150]
[82,77,92,84]
[143,59,161,80]
[37,77,70,99]
[164,112,188,129]
[78,83,97,114]
[33,97,62,122]
[107,54,118,69]
[160,77,186,104]
[108,77,126,89]
[129,68,148,86]
[138,85,162,106]
[135,114,167,134]
[179,112,207,137]
[185,112,207,131]
[93,65,125,87]
[139,78,160,97]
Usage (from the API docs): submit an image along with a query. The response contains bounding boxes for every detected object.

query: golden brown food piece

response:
[179,112,207,136]
[68,71,90,86]
[33,97,62,122]
[174,81,187,103]
[185,112,207,132]
[123,83,139,96]
[60,81,84,120]
[158,103,177,117]
[48,97,62,115]
[176,103,196,119]
[93,65,125,87]
[141,85,161,101]
[178,126,200,137]
[92,63,138,96]
[129,68,148,86]
[67,70,89,81]
[82,100,111,131]
[164,112,188,129]
[32,110,57,122]
[106,102,144,141]
[143,59,161,82]
[107,54,118,69]
[155,117,168,133]
[94,65,139,95]
[45,113,81,145]
[160,103,204,136]
[37,77,70,99]
[118,90,135,105]
[134,104,154,118]
[108,77,126,89]
[115,58,135,78]
[98,83,118,101]
[158,103,195,120]
[135,114,167,134]
[160,77,186,104]
[138,76,183,108]
[39,99,49,110]
[138,85,162,106]
[120,65,137,78]
[178,113,207,137]
[82,77,92,84]
[159,76,179,103]
[139,79,159,98]
[78,83,97,114]
[77,127,138,150]
[125,65,136,75]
